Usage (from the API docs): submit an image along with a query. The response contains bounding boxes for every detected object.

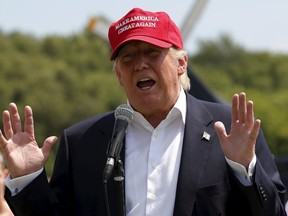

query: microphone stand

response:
[103,104,133,216]
[103,140,126,216]
[114,159,125,216]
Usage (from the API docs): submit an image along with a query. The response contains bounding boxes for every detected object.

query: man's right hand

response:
[0,103,58,178]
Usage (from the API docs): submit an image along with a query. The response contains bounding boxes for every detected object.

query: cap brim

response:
[110,35,172,60]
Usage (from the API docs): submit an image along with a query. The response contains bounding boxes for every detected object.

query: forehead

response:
[118,41,161,53]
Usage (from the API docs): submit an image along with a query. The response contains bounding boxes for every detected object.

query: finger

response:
[231,94,239,124]
[214,121,228,142]
[2,110,13,139]
[24,106,35,139]
[42,136,58,161]
[249,119,261,143]
[238,92,247,123]
[9,103,22,133]
[246,100,254,129]
[0,129,8,149]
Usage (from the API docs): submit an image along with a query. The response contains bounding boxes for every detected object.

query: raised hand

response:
[0,103,58,178]
[214,92,261,168]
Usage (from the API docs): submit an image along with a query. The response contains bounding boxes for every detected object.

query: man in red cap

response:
[0,8,286,216]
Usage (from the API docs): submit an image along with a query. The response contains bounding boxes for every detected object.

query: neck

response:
[144,112,168,128]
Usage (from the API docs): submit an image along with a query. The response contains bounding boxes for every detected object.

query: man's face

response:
[115,41,187,119]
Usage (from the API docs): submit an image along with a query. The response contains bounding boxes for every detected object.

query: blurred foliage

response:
[0,30,126,175]
[0,30,287,175]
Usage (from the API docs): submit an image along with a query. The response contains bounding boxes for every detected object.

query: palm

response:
[7,132,44,174]
[0,103,57,178]
[214,93,261,167]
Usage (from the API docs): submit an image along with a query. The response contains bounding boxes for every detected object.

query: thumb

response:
[214,121,227,142]
[42,136,58,161]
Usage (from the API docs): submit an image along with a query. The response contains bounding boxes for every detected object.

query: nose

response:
[134,53,149,71]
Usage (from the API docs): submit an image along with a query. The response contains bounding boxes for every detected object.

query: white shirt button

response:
[147,193,157,201]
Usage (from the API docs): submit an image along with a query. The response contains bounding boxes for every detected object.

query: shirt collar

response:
[171,87,187,124]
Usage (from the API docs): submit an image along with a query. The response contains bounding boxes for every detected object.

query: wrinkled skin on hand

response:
[214,92,261,168]
[0,103,58,178]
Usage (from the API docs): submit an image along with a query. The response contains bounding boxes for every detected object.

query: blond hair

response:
[170,47,190,90]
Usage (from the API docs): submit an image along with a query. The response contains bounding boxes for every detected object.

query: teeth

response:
[137,77,155,90]
[141,86,151,90]
[139,78,150,82]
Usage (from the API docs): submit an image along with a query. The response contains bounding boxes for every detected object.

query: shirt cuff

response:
[4,168,44,196]
[226,155,256,186]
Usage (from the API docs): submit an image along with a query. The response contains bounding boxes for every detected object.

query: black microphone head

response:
[115,104,134,123]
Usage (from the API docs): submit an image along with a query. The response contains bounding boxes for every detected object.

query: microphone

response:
[103,104,134,183]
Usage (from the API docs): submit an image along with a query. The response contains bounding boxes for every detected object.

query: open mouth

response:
[137,78,156,90]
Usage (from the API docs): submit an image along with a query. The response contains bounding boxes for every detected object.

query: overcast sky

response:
[0,0,287,55]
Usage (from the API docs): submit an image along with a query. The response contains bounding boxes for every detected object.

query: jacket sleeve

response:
[5,170,60,216]
[5,131,73,216]
[231,129,287,216]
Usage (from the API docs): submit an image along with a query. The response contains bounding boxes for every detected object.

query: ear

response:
[177,53,188,76]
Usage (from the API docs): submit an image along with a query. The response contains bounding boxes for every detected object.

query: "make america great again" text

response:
[115,16,159,34]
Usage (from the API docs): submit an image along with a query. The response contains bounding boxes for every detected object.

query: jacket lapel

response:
[173,94,216,216]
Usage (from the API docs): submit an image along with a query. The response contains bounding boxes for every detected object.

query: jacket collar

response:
[173,93,216,215]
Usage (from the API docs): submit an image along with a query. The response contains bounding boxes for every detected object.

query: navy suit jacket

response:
[5,93,286,215]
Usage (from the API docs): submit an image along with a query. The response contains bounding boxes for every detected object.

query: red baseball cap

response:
[108,8,183,60]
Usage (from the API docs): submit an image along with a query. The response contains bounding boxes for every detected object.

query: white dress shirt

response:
[125,88,186,216]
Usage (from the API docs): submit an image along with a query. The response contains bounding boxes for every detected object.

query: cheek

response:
[116,71,131,88]
[115,67,124,86]
[117,76,124,87]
